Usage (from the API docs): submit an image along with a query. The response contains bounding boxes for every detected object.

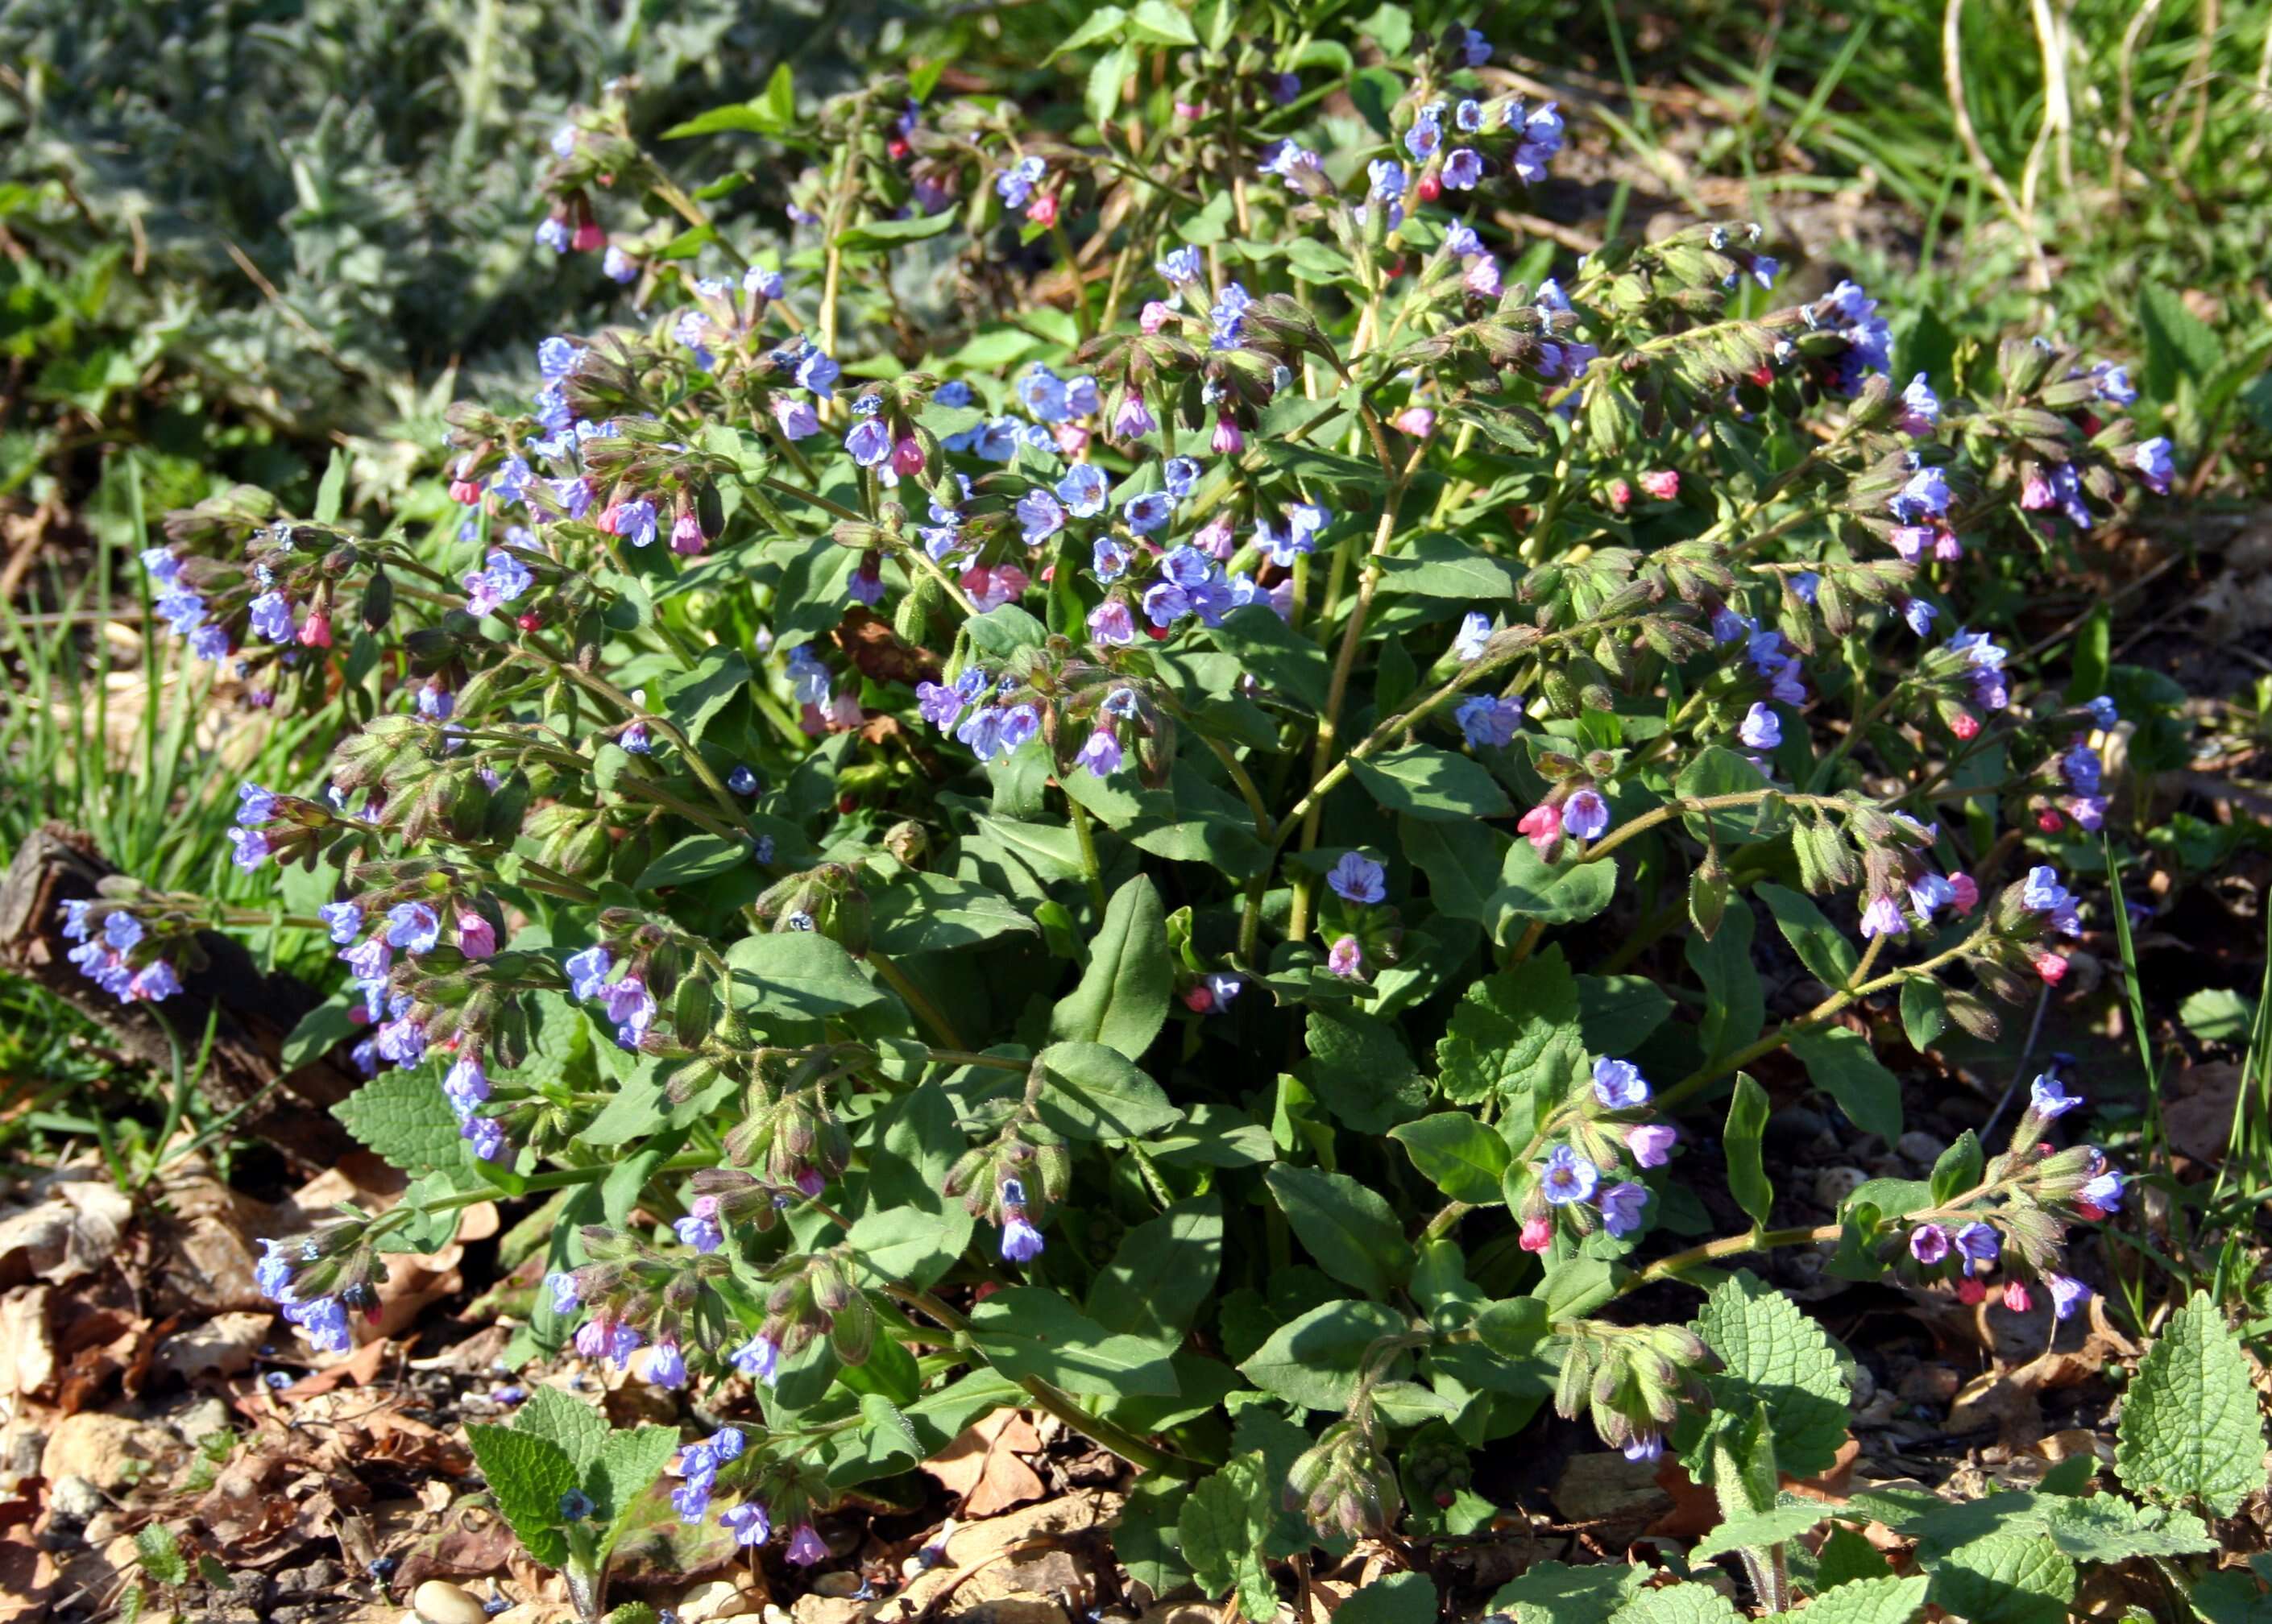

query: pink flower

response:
[456,913,497,959]
[1955,1277,1986,1305]
[1627,1124,1677,1168]
[2002,1279,2032,1312]
[892,437,927,478]
[1463,256,1502,297]
[1607,478,1632,509]
[297,609,333,649]
[571,218,607,254]
[1193,514,1236,560]
[961,563,1030,611]
[1393,407,1436,437]
[1327,935,1365,978]
[1947,873,1980,915]
[1518,1214,1554,1253]
[1950,710,1981,741]
[1639,469,1680,500]
[1212,416,1244,454]
[2021,470,2054,510]
[1517,803,1562,859]
[2034,951,2069,986]
[1139,300,1174,334]
[670,512,706,556]
[1053,422,1090,458]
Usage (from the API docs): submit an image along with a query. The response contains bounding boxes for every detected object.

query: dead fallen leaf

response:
[0,1288,55,1400]
[875,1488,1120,1624]
[0,1172,131,1288]
[276,1335,396,1398]
[922,1410,1047,1518]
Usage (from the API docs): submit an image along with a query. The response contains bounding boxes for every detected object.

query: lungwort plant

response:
[75,5,2257,1618]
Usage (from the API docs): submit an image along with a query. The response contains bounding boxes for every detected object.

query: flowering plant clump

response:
[102,10,2185,1615]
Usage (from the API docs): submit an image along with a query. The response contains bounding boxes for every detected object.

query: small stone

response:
[39,1412,182,1493]
[1550,1452,1671,1523]
[1812,1166,1868,1210]
[677,1579,757,1623]
[412,1580,490,1624]
[1895,1132,1948,1166]
[166,1396,234,1446]
[48,1473,104,1522]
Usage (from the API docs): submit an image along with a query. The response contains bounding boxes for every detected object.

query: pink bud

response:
[1052,422,1090,458]
[1212,415,1244,455]
[1140,300,1174,334]
[2034,951,2069,986]
[1607,478,1632,509]
[595,502,622,536]
[2075,1199,2106,1222]
[2021,471,2054,510]
[1194,514,1236,561]
[456,913,497,959]
[670,512,706,556]
[1516,803,1562,859]
[1519,1215,1553,1253]
[571,219,607,254]
[1947,873,1980,915]
[449,478,483,506]
[1956,1277,1986,1305]
[1950,710,1981,741]
[892,436,927,478]
[1639,469,1680,500]
[2002,1280,2032,1312]
[297,609,334,649]
[1174,100,1205,119]
[2036,807,2064,834]
[1392,407,1436,437]
[1415,171,1442,205]
[1182,985,1216,1013]
[1025,192,1059,227]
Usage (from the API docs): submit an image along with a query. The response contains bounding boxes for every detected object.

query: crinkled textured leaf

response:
[331,1065,463,1175]
[466,1423,579,1568]
[1691,1499,1828,1559]
[591,1425,680,1525]
[1434,946,1582,1108]
[1762,1575,1927,1624]
[1925,1533,2074,1624]
[2117,1290,2266,1514]
[1488,1559,1647,1622]
[1693,1270,1851,1478]
[1608,1581,1743,1623]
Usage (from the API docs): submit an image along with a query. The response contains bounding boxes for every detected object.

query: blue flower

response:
[1001,1211,1045,1263]
[995,155,1047,209]
[1326,852,1386,905]
[1539,1145,1599,1205]
[1953,1221,2000,1274]
[2085,694,2119,730]
[566,945,613,1000]
[226,827,271,872]
[2029,1075,2083,1119]
[2133,437,2175,494]
[1591,1058,1650,1108]
[1016,490,1066,547]
[1017,365,1071,423]
[1455,694,1521,748]
[845,418,892,466]
[720,1502,772,1547]
[545,1271,580,1314]
[1077,727,1123,777]
[559,1490,595,1522]
[674,1212,723,1254]
[386,903,441,955]
[248,591,295,644]
[1124,492,1174,534]
[641,1339,688,1389]
[1442,148,1484,189]
[1598,1182,1650,1237]
[795,349,841,399]
[284,1295,351,1354]
[442,1056,489,1116]
[1889,466,1951,522]
[1453,611,1493,661]
[614,498,659,548]
[1859,895,1906,939]
[1738,703,1781,751]
[1092,536,1133,582]
[537,338,582,380]
[732,1332,782,1385]
[1403,104,1444,161]
[1158,246,1203,285]
[1367,159,1407,201]
[1162,458,1201,499]
[1057,462,1109,516]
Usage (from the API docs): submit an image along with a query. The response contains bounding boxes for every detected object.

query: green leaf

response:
[1337,1572,1437,1624]
[332,1067,462,1175]
[871,872,1036,954]
[658,647,749,743]
[1763,1575,1927,1624]
[2117,1290,2266,1515]
[1724,1073,1773,1229]
[635,834,748,890]
[722,933,885,1020]
[1489,1559,1646,1622]
[466,1423,580,1568]
[1356,2,1413,55]
[1688,897,1764,1067]
[280,995,359,1069]
[1211,604,1332,711]
[1044,5,1128,59]
[591,1426,680,1524]
[2140,283,2222,398]
[1126,0,1199,44]
[2180,987,2259,1045]
[1928,1132,1983,1207]
[1577,976,1676,1056]
[1049,876,1171,1060]
[1608,1582,1743,1623]
[1691,1500,1827,1560]
[1926,1533,2074,1624]
[2195,1570,2272,1623]
[1814,1524,1894,1589]
[1088,1196,1222,1342]
[1489,841,1618,933]
[848,1204,973,1291]
[1178,1458,1274,1617]
[966,1286,1180,1397]
[1391,1112,1511,1204]
[1757,882,1859,986]
[1306,1005,1427,1133]
[1033,1042,1182,1140]
[1435,946,1582,1111]
[1535,1256,1619,1320]
[133,1525,188,1586]
[1350,744,1513,822]
[1235,1299,1407,1410]
[1787,1026,1904,1143]
[1693,1270,1851,1479]
[1264,1164,1412,1299]
[1401,817,1506,926]
[512,1385,608,1477]
[1898,979,1947,1050]
[834,211,959,252]
[1376,532,1521,600]
[314,451,346,525]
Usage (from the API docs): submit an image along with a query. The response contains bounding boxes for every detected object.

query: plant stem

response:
[869,951,967,1050]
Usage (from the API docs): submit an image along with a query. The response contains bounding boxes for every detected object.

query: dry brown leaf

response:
[278,1334,396,1398]
[0,1173,131,1288]
[921,1409,1047,1518]
[0,1287,54,1400]
[875,1487,1120,1624]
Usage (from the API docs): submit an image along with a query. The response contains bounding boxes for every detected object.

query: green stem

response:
[1067,797,1109,916]
[869,951,967,1050]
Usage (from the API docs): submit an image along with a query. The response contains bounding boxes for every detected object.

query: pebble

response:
[1896,1131,1948,1166]
[1812,1166,1868,1209]
[48,1474,104,1522]
[412,1580,490,1624]
[676,1577,756,1622]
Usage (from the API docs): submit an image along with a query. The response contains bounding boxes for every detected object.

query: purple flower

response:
[341,934,392,981]
[284,1295,351,1354]
[786,1522,830,1567]
[255,1239,296,1302]
[1890,466,1951,523]
[604,974,657,1047]
[711,1426,745,1462]
[1909,1224,1950,1265]
[127,961,181,1003]
[2046,1273,2090,1320]
[1591,1058,1649,1109]
[1953,1221,2001,1274]
[1627,1124,1677,1168]
[1561,789,1611,841]
[641,1339,688,1388]
[1538,1145,1599,1205]
[442,1056,489,1116]
[1327,936,1365,978]
[1001,1210,1045,1263]
[845,418,892,466]
[612,498,657,549]
[1598,1182,1650,1237]
[2133,437,2174,494]
[720,1502,772,1547]
[732,1332,782,1385]
[386,902,441,955]
[1326,852,1387,905]
[227,826,271,872]
[546,1271,580,1315]
[248,591,295,644]
[1455,694,1522,749]
[2086,694,2119,731]
[1453,612,1493,661]
[1088,599,1137,645]
[1077,727,1122,778]
[1895,373,1941,437]
[2061,744,2102,793]
[566,945,612,1000]
[2029,1075,2082,1119]
[1623,1432,1663,1463]
[2079,1168,2125,1210]
[674,1204,724,1255]
[462,1116,508,1162]
[1442,148,1484,189]
[1016,490,1066,547]
[1859,894,1906,939]
[1738,703,1781,751]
